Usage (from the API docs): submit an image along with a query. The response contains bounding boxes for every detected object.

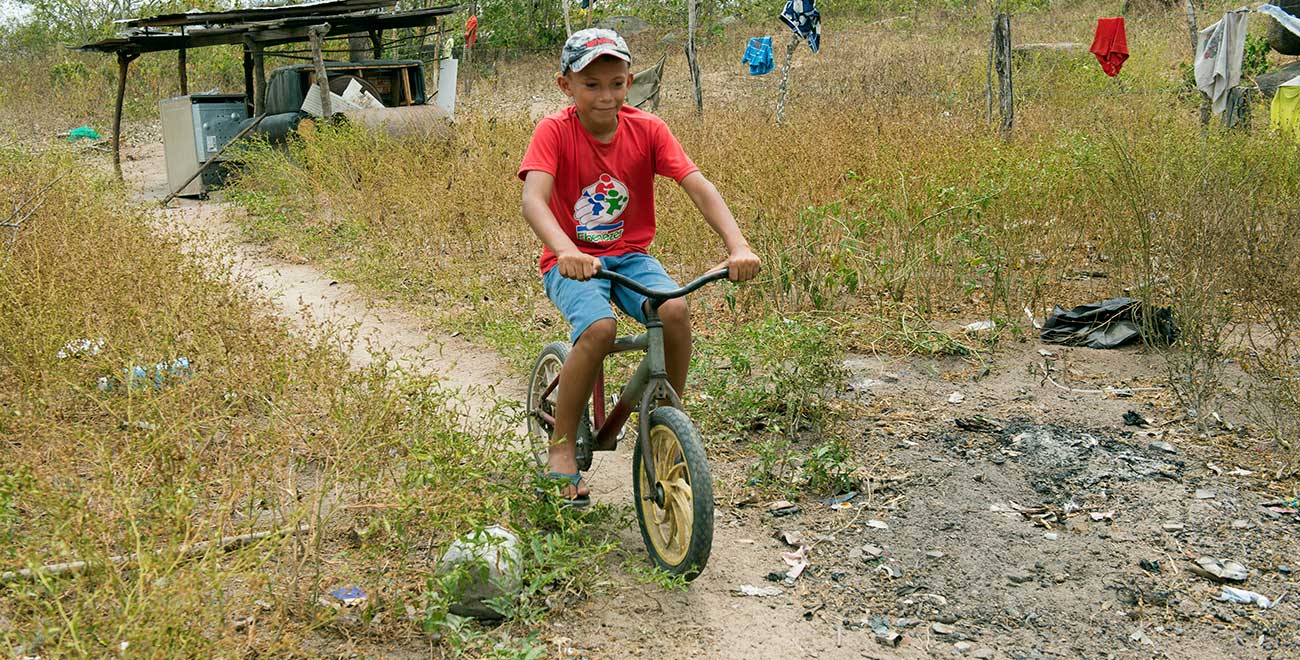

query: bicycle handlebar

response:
[588,267,730,300]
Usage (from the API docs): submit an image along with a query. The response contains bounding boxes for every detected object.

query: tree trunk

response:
[309,24,333,118]
[686,0,702,113]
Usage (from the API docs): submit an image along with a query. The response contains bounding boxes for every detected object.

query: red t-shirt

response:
[518,105,699,273]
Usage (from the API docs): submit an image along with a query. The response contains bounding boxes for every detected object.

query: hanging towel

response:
[742,36,775,75]
[466,15,479,48]
[1196,12,1249,116]
[1271,74,1300,138]
[780,0,822,53]
[1089,17,1129,76]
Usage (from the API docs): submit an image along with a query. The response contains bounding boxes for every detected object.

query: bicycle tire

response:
[526,342,593,471]
[632,406,714,580]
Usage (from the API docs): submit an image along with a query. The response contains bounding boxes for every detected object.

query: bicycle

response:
[526,267,731,580]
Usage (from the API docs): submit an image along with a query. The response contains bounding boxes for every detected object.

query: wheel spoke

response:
[664,462,687,483]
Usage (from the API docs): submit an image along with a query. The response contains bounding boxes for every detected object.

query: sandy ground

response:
[118,134,1299,659]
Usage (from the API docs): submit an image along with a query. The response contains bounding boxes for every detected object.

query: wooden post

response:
[242,43,254,115]
[309,24,333,118]
[245,36,266,116]
[775,32,799,124]
[994,13,1013,138]
[370,29,383,58]
[177,48,188,96]
[586,0,594,28]
[686,0,702,113]
[112,50,139,179]
[562,0,572,35]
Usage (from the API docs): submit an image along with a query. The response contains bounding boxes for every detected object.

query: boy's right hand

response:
[557,251,602,281]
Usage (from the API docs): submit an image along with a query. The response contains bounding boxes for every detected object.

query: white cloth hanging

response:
[1257,4,1300,37]
[1196,11,1250,116]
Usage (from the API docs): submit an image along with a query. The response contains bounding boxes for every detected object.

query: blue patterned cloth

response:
[780,0,822,53]
[742,36,775,75]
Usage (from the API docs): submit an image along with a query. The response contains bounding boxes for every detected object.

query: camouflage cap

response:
[560,28,631,73]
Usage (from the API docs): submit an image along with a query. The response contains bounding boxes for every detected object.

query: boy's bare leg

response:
[658,299,692,396]
[549,318,616,498]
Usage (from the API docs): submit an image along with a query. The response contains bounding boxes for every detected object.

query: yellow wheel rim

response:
[528,354,563,448]
[640,422,693,565]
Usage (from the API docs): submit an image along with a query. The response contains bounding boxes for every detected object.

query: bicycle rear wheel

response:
[632,406,714,580]
[526,342,592,471]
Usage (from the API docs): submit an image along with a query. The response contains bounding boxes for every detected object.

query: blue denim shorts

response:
[543,253,679,344]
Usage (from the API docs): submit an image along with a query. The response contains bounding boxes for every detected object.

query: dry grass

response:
[0,146,614,658]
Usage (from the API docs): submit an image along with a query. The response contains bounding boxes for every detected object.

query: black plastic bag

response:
[1040,298,1177,349]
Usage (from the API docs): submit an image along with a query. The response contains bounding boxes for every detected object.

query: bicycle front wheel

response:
[632,406,714,580]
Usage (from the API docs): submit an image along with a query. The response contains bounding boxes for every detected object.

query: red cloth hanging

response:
[466,15,479,48]
[1090,17,1129,77]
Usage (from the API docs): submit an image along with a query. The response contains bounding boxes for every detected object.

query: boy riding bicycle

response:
[518,28,760,506]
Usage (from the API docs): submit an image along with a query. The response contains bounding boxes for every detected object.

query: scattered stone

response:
[735,584,784,597]
[932,622,956,635]
[895,617,922,628]
[1149,440,1177,453]
[1162,522,1185,532]
[848,547,864,560]
[953,640,974,654]
[973,649,995,659]
[1044,532,1059,541]
[1194,489,1216,500]
[1007,570,1034,584]
[947,392,966,405]
[1278,565,1293,575]
[926,550,946,559]
[955,416,1003,433]
[878,563,902,578]
[1123,410,1150,427]
[862,543,884,557]
[1231,519,1253,529]
[866,519,889,530]
[990,453,1006,465]
[1089,510,1116,521]
[769,501,801,517]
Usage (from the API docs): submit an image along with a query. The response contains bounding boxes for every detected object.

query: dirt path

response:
[121,141,1299,660]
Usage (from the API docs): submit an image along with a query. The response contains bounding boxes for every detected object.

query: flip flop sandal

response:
[537,471,591,509]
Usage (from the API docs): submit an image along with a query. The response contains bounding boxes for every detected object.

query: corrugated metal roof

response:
[116,0,397,28]
[77,4,461,54]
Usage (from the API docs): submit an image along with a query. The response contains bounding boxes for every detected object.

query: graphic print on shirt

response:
[574,173,629,243]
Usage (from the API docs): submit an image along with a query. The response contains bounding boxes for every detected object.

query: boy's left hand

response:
[724,246,761,282]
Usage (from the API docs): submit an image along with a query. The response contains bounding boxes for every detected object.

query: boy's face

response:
[558,56,632,125]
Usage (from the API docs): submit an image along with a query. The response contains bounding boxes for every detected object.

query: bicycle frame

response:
[533,302,680,487]
[532,267,729,488]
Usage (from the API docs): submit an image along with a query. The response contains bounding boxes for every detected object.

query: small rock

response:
[926,550,946,559]
[895,617,922,628]
[1162,522,1185,532]
[1194,489,1216,500]
[1007,570,1034,584]
[990,453,1006,465]
[947,392,966,405]
[866,519,889,530]
[973,649,995,660]
[1043,532,1058,541]
[1278,565,1292,575]
[1149,441,1177,453]
[1231,519,1253,529]
[954,640,974,654]
[862,543,884,557]
[932,622,956,635]
[848,547,864,560]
